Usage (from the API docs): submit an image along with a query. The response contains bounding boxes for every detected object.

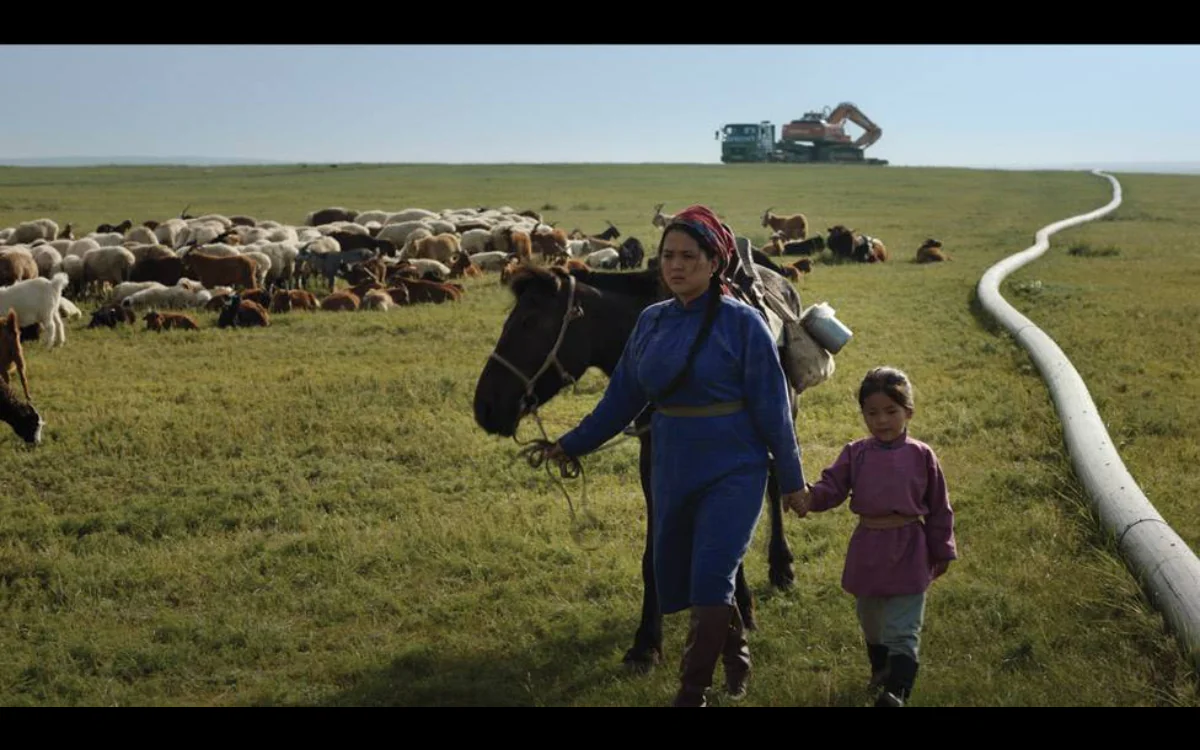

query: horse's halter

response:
[488,273,586,426]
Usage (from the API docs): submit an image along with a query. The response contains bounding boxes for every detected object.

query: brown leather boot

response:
[723,604,751,700]
[672,605,733,707]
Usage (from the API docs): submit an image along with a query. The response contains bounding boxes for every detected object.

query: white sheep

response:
[31,246,63,278]
[377,221,432,248]
[126,225,158,245]
[242,251,272,288]
[122,284,212,309]
[403,258,451,280]
[12,219,58,244]
[266,226,299,244]
[110,281,168,303]
[426,219,457,235]
[58,297,82,319]
[65,237,101,258]
[565,239,592,258]
[240,227,271,244]
[61,255,85,297]
[126,243,176,264]
[355,210,391,225]
[0,227,14,244]
[191,214,232,230]
[81,246,136,295]
[460,228,493,256]
[86,232,126,248]
[584,248,620,269]
[177,224,224,248]
[257,220,282,230]
[0,273,69,348]
[385,208,439,225]
[468,251,513,272]
[361,289,394,311]
[47,239,73,254]
[154,218,188,248]
[256,242,299,287]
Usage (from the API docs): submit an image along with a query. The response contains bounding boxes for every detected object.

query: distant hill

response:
[0,156,294,167]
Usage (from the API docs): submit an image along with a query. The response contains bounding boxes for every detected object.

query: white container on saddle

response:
[801,302,853,354]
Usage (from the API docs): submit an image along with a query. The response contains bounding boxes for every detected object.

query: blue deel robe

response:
[558,288,806,614]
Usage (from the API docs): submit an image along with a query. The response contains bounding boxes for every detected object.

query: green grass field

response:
[1,163,1197,706]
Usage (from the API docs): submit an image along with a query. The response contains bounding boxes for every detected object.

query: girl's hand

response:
[931,560,951,579]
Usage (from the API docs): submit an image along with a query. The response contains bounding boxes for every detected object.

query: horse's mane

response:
[508,264,565,299]
[567,267,665,303]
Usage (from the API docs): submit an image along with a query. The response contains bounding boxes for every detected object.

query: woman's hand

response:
[931,560,951,580]
[783,487,811,517]
[544,441,569,468]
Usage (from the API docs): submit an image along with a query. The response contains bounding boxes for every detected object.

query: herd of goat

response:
[0,201,951,443]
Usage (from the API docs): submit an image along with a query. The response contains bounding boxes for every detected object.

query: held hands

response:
[784,486,813,518]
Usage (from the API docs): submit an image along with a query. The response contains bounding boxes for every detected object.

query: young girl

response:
[788,366,957,707]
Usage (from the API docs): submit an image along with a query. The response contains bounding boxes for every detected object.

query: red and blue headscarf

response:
[659,204,737,295]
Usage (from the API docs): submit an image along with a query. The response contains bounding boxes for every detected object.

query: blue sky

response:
[1,45,1197,168]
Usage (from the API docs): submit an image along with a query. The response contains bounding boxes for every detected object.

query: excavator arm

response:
[827,102,883,149]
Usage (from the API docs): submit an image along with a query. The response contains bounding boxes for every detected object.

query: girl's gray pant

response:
[856,592,926,660]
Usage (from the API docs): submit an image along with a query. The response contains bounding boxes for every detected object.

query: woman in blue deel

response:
[547,205,807,707]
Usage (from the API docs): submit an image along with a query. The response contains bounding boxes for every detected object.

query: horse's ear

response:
[509,264,560,299]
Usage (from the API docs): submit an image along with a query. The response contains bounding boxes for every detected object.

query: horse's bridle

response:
[488,273,585,425]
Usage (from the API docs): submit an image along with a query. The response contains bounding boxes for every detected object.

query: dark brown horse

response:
[473,261,804,671]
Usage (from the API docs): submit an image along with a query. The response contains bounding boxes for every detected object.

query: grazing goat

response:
[0,378,43,445]
[144,310,199,331]
[761,207,808,241]
[1,310,31,402]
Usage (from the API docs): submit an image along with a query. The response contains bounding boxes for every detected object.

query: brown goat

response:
[238,288,272,308]
[916,239,950,263]
[449,253,483,279]
[144,310,199,331]
[181,252,256,289]
[1,310,31,403]
[391,277,462,304]
[0,251,39,287]
[270,289,319,313]
[384,286,412,306]
[57,222,74,240]
[230,299,270,327]
[320,291,360,311]
[530,227,568,259]
[761,207,808,241]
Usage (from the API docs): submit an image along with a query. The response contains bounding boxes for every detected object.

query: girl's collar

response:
[870,431,909,450]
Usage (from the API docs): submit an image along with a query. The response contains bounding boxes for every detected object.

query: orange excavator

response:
[718,101,887,165]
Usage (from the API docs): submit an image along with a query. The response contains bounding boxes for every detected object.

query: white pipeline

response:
[976,170,1200,672]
